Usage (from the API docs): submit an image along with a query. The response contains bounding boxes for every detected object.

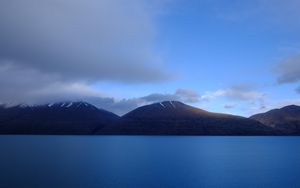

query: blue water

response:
[0,136,300,188]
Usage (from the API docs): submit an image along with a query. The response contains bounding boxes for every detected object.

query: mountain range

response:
[0,102,118,134]
[0,101,299,135]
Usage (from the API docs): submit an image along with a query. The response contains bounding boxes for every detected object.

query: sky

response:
[0,0,300,116]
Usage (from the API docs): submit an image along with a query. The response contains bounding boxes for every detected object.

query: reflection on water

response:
[0,136,300,188]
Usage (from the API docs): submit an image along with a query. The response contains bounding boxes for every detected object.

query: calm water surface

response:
[0,136,300,188]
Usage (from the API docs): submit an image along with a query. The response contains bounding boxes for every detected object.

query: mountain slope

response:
[101,101,276,135]
[0,102,119,134]
[250,105,300,134]
[123,101,233,119]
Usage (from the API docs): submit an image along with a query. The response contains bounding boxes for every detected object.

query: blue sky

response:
[1,0,300,116]
[157,0,300,115]
[93,0,300,115]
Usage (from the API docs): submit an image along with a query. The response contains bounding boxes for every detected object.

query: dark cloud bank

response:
[276,53,300,84]
[0,0,170,82]
[0,0,173,113]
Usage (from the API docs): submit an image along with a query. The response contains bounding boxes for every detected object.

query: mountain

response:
[250,105,300,135]
[0,102,119,134]
[99,101,276,135]
[0,101,285,135]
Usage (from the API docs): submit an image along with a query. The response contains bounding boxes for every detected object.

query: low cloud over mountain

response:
[0,0,171,105]
[86,88,200,115]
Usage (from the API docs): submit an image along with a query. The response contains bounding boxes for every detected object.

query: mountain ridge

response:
[0,101,119,134]
[0,100,298,135]
[123,101,241,119]
[108,101,275,135]
[250,105,300,134]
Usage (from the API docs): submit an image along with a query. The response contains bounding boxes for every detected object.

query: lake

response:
[0,136,300,188]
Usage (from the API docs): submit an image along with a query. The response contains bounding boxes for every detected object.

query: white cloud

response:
[201,85,266,102]
[175,88,200,103]
[199,85,267,116]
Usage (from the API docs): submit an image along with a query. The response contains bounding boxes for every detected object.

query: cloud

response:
[138,88,199,104]
[83,88,200,115]
[83,97,143,116]
[224,104,236,109]
[141,93,179,103]
[0,0,171,84]
[200,85,267,115]
[202,85,266,102]
[296,87,300,94]
[0,81,199,115]
[0,0,175,106]
[259,0,300,27]
[295,86,300,94]
[175,88,199,103]
[216,85,265,101]
[141,88,200,103]
[0,62,107,105]
[215,0,300,29]
[275,53,300,84]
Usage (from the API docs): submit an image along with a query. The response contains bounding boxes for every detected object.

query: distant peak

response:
[281,105,300,110]
[282,104,299,108]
